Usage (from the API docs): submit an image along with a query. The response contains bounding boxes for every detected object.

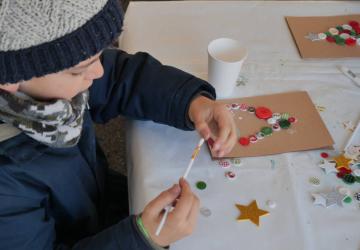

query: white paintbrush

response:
[155,138,205,236]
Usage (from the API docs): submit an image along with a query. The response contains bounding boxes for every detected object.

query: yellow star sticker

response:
[333,154,352,168]
[235,200,269,226]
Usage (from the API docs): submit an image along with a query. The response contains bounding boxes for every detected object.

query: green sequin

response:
[279,119,291,129]
[196,181,207,190]
[343,174,355,184]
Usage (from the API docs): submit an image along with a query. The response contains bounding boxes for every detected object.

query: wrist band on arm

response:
[136,214,150,239]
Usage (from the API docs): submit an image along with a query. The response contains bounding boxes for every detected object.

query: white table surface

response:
[120,1,360,249]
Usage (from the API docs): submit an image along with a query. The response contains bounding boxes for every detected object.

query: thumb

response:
[195,121,211,140]
[146,184,181,216]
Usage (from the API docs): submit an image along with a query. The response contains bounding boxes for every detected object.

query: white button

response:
[225,171,236,180]
[272,113,281,120]
[353,169,360,177]
[336,186,351,196]
[329,27,339,35]
[357,38,360,46]
[267,117,277,125]
[342,24,352,30]
[231,158,242,167]
[256,132,265,140]
[340,33,350,39]
[318,33,327,40]
[266,200,277,209]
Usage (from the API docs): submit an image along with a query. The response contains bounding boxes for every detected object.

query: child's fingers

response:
[170,178,195,221]
[145,184,181,218]
[195,121,211,140]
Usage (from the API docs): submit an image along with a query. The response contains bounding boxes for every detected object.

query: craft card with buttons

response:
[286,15,360,58]
[209,91,334,158]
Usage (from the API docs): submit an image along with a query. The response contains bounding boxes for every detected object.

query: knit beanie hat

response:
[0,0,123,84]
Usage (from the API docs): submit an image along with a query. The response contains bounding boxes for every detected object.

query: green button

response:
[336,25,343,32]
[280,113,289,120]
[260,126,273,136]
[355,176,360,183]
[334,35,345,45]
[343,196,352,204]
[196,181,207,190]
[279,119,291,129]
[343,174,355,184]
[324,31,332,37]
[247,107,255,113]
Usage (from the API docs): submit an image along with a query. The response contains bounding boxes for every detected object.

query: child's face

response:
[5,52,104,100]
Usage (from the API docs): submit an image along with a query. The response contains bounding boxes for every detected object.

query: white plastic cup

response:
[207,38,248,98]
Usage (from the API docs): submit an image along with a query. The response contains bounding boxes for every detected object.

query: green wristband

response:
[136,214,150,239]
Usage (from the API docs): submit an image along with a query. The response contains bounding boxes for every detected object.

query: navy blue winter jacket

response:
[0,49,215,250]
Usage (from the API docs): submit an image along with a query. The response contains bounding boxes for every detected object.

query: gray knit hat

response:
[0,0,123,84]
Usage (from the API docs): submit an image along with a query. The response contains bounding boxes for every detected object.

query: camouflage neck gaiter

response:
[0,89,89,148]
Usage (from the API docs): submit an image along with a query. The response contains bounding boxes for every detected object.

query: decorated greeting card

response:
[286,15,360,58]
[209,91,334,158]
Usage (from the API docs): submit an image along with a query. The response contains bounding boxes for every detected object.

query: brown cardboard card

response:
[210,91,334,158]
[285,15,360,59]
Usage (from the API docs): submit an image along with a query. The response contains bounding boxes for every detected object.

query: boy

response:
[0,0,236,249]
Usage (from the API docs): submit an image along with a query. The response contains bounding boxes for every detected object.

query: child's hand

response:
[188,95,237,157]
[141,178,199,247]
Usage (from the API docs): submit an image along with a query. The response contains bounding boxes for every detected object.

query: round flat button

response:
[353,169,360,177]
[320,152,329,158]
[329,27,339,35]
[249,135,258,143]
[256,132,265,140]
[279,119,291,129]
[318,32,327,40]
[225,171,236,180]
[239,137,250,146]
[218,159,231,168]
[261,126,273,136]
[280,113,290,120]
[239,103,248,111]
[231,103,240,110]
[272,124,281,131]
[196,181,207,190]
[231,158,242,167]
[255,107,273,119]
[200,207,212,217]
[342,24,352,30]
[266,200,277,209]
[288,117,297,123]
[337,186,351,196]
[267,117,277,125]
[272,113,281,120]
[357,38,360,46]
[349,20,359,28]
[340,33,350,40]
[247,106,256,113]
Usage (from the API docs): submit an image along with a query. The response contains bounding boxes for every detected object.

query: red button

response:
[288,117,297,123]
[349,20,359,29]
[239,137,250,146]
[255,107,273,119]
[320,152,329,158]
[345,38,356,46]
[326,36,335,42]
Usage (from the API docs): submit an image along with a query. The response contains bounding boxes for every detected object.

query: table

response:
[120,1,360,249]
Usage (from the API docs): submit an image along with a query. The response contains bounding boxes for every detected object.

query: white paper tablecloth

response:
[120,1,360,249]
